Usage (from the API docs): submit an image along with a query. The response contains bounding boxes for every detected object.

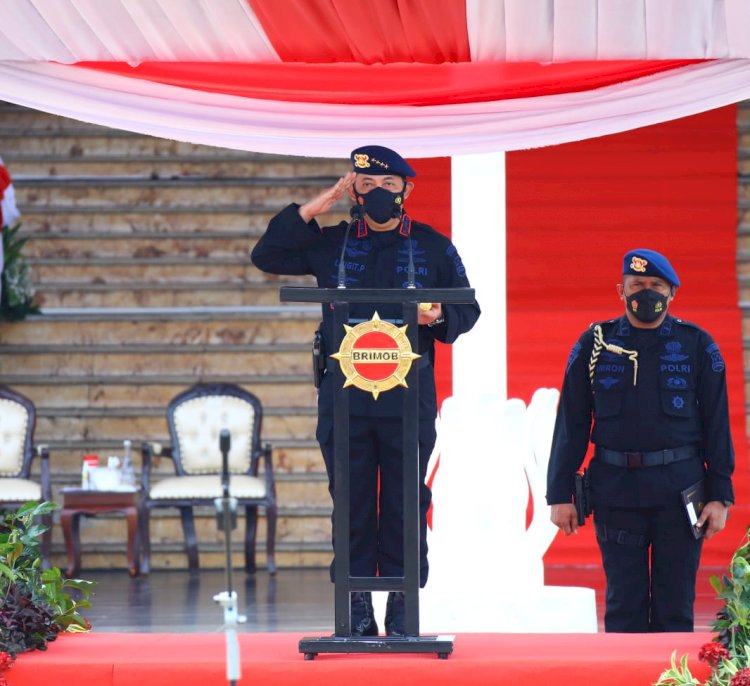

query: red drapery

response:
[74,60,699,106]
[247,0,471,64]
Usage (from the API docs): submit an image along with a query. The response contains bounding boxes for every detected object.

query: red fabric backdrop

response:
[405,105,747,567]
[506,105,746,566]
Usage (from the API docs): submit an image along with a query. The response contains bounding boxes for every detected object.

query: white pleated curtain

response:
[2,0,750,63]
[0,0,749,156]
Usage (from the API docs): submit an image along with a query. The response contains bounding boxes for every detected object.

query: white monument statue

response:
[374,388,597,633]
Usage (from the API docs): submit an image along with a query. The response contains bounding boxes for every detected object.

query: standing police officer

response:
[547,248,734,632]
[251,146,480,636]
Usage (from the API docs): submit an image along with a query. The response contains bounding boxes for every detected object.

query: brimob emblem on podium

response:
[330,312,420,400]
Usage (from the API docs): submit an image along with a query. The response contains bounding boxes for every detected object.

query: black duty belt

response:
[595,445,699,469]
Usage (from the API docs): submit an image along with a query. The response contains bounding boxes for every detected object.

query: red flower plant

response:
[0,652,15,686]
[698,641,731,667]
[731,667,750,686]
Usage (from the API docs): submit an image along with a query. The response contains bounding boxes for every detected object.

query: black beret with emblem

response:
[622,248,680,287]
[350,145,416,178]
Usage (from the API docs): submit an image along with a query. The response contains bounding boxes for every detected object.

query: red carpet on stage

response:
[9,632,713,686]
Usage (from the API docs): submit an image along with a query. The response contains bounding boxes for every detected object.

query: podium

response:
[279,286,475,659]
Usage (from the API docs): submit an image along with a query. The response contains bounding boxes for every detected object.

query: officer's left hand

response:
[697,501,729,540]
[418,303,442,326]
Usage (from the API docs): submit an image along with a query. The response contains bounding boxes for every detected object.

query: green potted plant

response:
[656,528,750,686]
[1,223,39,322]
[0,502,94,684]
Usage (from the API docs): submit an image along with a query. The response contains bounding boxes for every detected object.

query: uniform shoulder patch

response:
[671,318,703,332]
[705,341,726,373]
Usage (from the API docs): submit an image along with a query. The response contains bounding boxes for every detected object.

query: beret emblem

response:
[630,256,648,273]
[353,154,370,169]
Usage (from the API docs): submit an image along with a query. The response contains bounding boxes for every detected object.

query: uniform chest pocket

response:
[593,390,622,419]
[659,373,696,418]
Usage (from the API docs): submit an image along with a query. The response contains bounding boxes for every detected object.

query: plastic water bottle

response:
[121,439,136,489]
[81,454,99,490]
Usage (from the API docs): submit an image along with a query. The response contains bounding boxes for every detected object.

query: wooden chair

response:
[139,383,277,575]
[0,385,52,566]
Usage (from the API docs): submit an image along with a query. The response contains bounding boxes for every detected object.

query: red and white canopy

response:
[1,0,750,155]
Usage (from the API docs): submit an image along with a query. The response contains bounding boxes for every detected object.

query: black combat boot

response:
[384,592,405,637]
[351,592,378,637]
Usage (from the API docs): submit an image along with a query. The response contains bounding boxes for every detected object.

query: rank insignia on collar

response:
[330,312,420,400]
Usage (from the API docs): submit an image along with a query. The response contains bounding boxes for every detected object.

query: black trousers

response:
[317,415,436,587]
[594,505,703,632]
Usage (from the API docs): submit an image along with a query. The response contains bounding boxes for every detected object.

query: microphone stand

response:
[214,428,245,685]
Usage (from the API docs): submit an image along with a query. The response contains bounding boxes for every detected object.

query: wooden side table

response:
[60,488,140,577]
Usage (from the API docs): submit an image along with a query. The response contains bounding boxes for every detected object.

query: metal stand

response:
[214,429,246,684]
[280,287,474,660]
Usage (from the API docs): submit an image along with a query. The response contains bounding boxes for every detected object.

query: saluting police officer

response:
[547,249,734,632]
[251,146,480,636]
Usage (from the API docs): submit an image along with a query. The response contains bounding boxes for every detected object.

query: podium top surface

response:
[279,287,475,304]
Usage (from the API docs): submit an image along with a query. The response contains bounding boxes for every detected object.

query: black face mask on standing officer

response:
[626,288,670,323]
[355,186,405,224]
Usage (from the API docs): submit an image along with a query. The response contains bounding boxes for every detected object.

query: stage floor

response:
[6,566,724,686]
[77,565,725,634]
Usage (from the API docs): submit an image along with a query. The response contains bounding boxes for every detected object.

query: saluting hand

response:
[298,172,356,223]
[696,501,729,539]
[551,503,578,536]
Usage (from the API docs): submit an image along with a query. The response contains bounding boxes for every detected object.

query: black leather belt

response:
[595,445,699,469]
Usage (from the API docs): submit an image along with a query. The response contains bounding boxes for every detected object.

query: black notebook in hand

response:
[681,480,706,540]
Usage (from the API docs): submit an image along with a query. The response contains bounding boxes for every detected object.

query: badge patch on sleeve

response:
[566,342,581,373]
[445,245,466,277]
[706,342,725,373]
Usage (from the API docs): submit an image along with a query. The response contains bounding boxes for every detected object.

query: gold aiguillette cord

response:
[589,324,638,386]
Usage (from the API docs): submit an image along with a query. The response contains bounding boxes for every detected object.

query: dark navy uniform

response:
[547,313,734,632]
[251,203,480,587]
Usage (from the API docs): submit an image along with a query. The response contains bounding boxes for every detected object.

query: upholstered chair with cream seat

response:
[139,383,277,575]
[0,385,52,566]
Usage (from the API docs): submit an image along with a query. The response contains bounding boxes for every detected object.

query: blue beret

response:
[622,249,680,287]
[351,145,416,178]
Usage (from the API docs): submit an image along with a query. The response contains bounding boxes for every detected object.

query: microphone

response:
[337,205,363,289]
[219,429,231,497]
[406,238,415,289]
[400,213,415,289]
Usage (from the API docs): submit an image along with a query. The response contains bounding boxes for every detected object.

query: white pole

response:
[450,152,506,401]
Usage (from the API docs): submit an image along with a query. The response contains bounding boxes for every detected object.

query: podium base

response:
[298,635,454,660]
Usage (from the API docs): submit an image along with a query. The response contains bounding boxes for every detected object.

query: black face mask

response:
[626,288,669,323]
[356,186,404,224]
